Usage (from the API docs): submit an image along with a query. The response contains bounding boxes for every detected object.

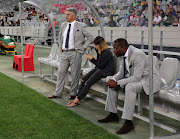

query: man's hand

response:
[106,79,117,88]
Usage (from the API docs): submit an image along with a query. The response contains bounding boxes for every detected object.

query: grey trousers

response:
[54,51,82,97]
[105,82,143,120]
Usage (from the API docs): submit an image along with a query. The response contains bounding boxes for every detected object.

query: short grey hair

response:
[66,7,77,16]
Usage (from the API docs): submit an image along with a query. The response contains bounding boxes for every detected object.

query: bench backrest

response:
[159,57,179,86]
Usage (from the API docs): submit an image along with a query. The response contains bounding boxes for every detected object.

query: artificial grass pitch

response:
[0,72,118,139]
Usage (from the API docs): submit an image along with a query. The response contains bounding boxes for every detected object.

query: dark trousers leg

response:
[77,69,106,100]
[78,68,97,93]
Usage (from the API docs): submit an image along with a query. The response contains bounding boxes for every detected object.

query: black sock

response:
[110,112,118,117]
[125,120,133,125]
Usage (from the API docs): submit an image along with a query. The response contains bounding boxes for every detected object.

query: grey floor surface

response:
[0,44,179,139]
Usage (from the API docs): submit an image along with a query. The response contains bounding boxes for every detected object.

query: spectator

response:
[136,2,142,12]
[172,0,178,6]
[109,2,113,9]
[39,16,44,22]
[166,4,169,11]
[116,18,121,27]
[129,3,135,12]
[109,7,115,17]
[88,14,95,27]
[160,9,167,21]
[163,12,175,26]
[44,15,48,22]
[83,8,88,16]
[134,13,141,27]
[171,8,178,17]
[108,15,117,27]
[169,3,174,10]
[5,14,8,22]
[176,4,180,18]
[153,0,157,8]
[172,17,179,26]
[32,8,37,16]
[98,6,105,17]
[165,8,170,17]
[141,0,148,11]
[50,18,59,28]
[153,12,162,26]
[141,6,148,26]
[169,4,178,17]
[26,14,32,20]
[127,12,135,27]
[1,19,4,26]
[15,19,20,26]
[153,9,159,16]
[114,6,120,17]
[9,20,15,26]
[156,5,161,11]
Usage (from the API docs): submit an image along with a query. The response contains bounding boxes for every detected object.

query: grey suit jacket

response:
[112,45,163,95]
[58,21,93,53]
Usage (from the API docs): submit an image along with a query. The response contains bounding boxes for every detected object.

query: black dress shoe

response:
[68,95,76,100]
[48,95,61,99]
[116,122,134,134]
[98,113,119,123]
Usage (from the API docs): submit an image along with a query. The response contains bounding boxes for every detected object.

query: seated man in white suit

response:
[98,38,163,135]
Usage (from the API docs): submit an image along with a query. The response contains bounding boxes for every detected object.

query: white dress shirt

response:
[124,48,130,73]
[112,48,130,82]
[62,20,76,50]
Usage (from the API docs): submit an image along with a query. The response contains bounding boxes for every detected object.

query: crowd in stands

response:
[24,6,49,23]
[0,5,51,27]
[82,0,180,27]
[0,0,180,28]
[0,12,20,27]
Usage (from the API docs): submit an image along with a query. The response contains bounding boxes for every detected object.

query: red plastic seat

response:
[13,44,30,68]
[15,45,35,71]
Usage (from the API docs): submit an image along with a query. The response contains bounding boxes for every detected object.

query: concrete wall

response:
[0,26,46,38]
[0,26,180,47]
[87,27,180,47]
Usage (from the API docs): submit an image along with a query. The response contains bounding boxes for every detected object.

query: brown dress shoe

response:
[48,95,61,99]
[98,114,119,123]
[116,123,134,134]
[68,95,76,100]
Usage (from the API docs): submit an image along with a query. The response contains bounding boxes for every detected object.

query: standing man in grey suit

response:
[48,7,93,99]
[98,38,163,134]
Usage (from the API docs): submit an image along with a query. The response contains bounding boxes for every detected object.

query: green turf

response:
[0,72,119,139]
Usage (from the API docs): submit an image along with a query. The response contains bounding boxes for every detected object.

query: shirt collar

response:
[124,48,129,58]
[68,20,76,26]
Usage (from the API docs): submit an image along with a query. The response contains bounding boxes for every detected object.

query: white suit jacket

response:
[58,21,93,54]
[112,45,163,95]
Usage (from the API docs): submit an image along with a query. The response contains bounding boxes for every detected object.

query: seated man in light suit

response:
[48,7,93,99]
[98,38,163,135]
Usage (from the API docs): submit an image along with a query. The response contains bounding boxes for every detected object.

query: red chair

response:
[15,45,35,71]
[13,44,30,68]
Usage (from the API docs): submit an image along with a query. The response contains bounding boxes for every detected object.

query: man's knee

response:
[125,82,142,94]
[125,83,134,92]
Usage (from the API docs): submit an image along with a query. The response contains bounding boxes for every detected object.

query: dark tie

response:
[65,24,71,49]
[124,57,126,78]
